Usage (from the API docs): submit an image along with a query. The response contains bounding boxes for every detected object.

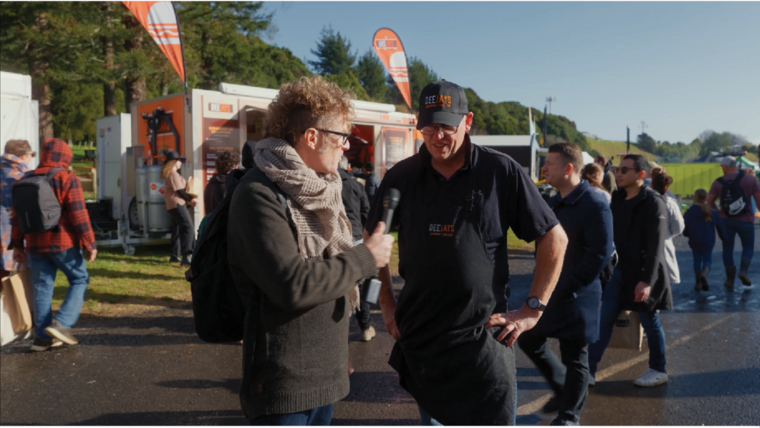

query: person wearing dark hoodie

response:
[587,154,672,388]
[204,150,240,215]
[227,75,393,425]
[11,138,97,352]
[339,155,375,342]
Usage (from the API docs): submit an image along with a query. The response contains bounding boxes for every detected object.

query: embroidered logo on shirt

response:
[429,223,455,237]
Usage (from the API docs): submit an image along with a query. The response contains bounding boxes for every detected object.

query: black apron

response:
[390,168,517,426]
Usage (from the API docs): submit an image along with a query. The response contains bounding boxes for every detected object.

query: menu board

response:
[200,97,240,184]
[382,127,409,174]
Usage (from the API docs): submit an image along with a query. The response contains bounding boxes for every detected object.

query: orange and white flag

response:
[122,1,186,83]
[372,28,411,110]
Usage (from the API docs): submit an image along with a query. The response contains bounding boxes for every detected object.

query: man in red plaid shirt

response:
[11,138,97,352]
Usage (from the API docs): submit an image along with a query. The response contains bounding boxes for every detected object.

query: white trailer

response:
[96,81,419,252]
[1,71,39,168]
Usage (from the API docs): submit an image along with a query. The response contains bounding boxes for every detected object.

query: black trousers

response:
[517,335,589,424]
[354,280,372,331]
[168,204,195,258]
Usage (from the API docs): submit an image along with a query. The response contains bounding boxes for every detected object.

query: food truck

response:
[94,82,419,252]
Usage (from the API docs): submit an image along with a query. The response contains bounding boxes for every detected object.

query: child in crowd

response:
[683,189,725,291]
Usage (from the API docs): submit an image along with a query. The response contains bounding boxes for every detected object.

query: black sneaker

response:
[30,337,63,352]
[169,256,181,264]
[180,255,191,267]
[44,320,78,345]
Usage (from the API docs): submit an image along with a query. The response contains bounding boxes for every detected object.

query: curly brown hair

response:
[266,75,356,146]
[215,150,240,175]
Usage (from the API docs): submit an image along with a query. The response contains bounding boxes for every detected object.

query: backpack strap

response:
[716,177,726,186]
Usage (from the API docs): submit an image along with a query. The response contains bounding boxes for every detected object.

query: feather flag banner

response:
[122,1,186,83]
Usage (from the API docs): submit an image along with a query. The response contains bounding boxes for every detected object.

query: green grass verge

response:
[586,137,657,162]
[51,245,189,316]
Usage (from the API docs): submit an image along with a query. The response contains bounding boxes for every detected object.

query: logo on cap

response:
[424,95,452,109]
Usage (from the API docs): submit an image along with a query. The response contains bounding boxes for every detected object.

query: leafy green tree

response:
[177,1,275,89]
[309,25,356,76]
[354,49,387,102]
[0,2,87,140]
[324,71,369,101]
[636,132,657,153]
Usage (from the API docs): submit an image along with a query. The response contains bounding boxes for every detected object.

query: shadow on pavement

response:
[592,367,760,398]
[76,410,247,425]
[342,371,415,404]
[156,378,241,395]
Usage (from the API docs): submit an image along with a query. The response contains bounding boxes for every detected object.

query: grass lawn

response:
[51,244,190,317]
[586,137,657,162]
[69,145,97,200]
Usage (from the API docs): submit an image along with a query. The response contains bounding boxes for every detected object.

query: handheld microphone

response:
[363,188,400,304]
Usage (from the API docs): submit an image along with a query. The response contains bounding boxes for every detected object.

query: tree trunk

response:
[30,12,53,143]
[102,2,116,116]
[123,14,146,111]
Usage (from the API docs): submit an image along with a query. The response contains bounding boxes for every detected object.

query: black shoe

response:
[169,256,181,264]
[542,394,562,414]
[180,255,191,267]
[44,320,78,345]
[30,337,63,352]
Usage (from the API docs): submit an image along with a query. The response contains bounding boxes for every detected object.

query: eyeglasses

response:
[317,129,353,146]
[618,166,639,174]
[420,123,459,136]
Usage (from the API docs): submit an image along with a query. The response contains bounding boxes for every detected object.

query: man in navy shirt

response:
[364,80,568,425]
[518,143,612,425]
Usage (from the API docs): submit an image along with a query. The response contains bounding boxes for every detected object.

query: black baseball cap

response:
[416,80,469,130]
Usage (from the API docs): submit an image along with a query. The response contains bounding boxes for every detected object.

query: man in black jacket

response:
[204,150,239,214]
[588,154,672,388]
[518,143,612,425]
[363,162,381,204]
[339,156,375,341]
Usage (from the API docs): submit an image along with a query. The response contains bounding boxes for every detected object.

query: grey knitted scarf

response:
[254,137,360,311]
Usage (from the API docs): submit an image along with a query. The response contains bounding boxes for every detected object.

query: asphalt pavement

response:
[1,224,758,425]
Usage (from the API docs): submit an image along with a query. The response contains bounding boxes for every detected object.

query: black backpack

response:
[185,167,287,343]
[717,172,749,217]
[11,168,66,234]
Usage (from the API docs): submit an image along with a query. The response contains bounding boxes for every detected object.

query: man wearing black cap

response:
[364,80,568,425]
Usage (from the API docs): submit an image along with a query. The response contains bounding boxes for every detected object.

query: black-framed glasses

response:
[317,128,353,146]
[420,123,459,136]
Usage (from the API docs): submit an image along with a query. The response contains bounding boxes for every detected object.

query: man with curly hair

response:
[227,75,395,425]
[204,150,240,214]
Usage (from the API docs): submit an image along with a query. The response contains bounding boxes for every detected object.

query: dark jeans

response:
[168,204,194,258]
[721,218,755,267]
[692,249,713,272]
[249,404,333,426]
[518,336,589,424]
[589,269,667,375]
[355,279,372,330]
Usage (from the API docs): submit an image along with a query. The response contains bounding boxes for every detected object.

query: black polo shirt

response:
[365,135,558,311]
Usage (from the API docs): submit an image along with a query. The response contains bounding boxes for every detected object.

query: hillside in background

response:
[585,137,657,162]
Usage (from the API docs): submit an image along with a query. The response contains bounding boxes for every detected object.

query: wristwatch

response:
[525,296,547,311]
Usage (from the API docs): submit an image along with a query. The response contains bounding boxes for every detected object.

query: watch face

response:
[527,297,539,309]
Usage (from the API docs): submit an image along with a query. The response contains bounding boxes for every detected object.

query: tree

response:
[354,49,387,102]
[636,132,657,153]
[309,25,355,76]
[324,71,369,101]
[177,2,275,90]
[0,2,82,141]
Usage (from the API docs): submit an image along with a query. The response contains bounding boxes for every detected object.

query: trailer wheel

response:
[128,197,139,229]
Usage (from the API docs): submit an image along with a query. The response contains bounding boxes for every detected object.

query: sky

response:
[261,1,760,145]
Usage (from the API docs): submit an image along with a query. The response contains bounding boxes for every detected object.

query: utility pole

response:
[639,121,648,137]
[546,97,556,115]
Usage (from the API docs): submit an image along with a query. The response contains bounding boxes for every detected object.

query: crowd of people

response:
[2,74,758,426]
